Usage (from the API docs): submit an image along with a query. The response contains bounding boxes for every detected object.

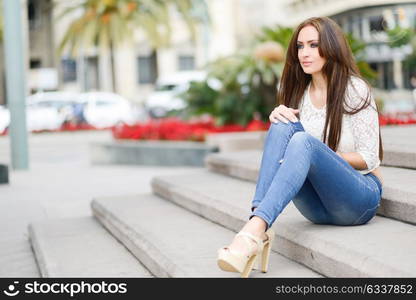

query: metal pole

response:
[3,0,29,169]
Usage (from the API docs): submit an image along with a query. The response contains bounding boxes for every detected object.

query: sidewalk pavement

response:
[0,130,199,277]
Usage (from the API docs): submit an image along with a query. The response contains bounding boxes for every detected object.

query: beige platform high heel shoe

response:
[217,228,275,278]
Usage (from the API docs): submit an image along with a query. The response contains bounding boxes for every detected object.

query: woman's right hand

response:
[269,105,300,124]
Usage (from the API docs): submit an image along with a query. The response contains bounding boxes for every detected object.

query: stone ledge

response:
[206,131,265,152]
[0,164,9,184]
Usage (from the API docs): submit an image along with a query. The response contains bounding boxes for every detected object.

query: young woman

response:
[217,17,383,278]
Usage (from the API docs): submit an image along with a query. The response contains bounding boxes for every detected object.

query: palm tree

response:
[256,25,294,50]
[56,0,208,92]
[345,33,378,83]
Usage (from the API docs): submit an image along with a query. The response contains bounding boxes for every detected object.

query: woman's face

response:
[297,25,326,75]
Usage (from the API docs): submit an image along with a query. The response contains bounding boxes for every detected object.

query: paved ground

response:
[0,129,199,276]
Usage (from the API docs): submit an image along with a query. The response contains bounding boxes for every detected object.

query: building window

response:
[138,52,158,84]
[178,55,195,71]
[403,58,416,90]
[61,58,77,83]
[30,59,41,69]
[413,12,416,29]
[347,16,354,34]
[381,61,396,90]
[85,56,100,90]
[369,62,396,90]
[357,16,363,38]
[28,0,41,30]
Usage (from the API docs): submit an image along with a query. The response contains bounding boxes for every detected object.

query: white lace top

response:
[298,76,381,175]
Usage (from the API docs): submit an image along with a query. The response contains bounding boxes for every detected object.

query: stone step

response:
[0,199,46,277]
[29,216,152,277]
[382,144,416,169]
[367,125,415,169]
[151,169,416,277]
[204,125,416,169]
[205,150,416,225]
[0,239,40,277]
[91,194,321,278]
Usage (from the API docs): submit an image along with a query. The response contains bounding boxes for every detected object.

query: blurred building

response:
[285,0,416,91]
[0,0,57,105]
[51,0,243,104]
[0,0,321,105]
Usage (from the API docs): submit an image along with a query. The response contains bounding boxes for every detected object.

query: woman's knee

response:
[268,121,304,137]
[288,131,313,150]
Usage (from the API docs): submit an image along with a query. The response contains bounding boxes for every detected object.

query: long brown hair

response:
[277,17,383,161]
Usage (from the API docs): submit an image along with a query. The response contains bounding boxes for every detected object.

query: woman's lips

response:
[302,61,312,66]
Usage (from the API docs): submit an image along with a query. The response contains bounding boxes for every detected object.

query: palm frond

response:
[55,0,209,70]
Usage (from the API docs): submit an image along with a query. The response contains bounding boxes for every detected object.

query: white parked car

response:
[78,92,136,128]
[26,91,78,131]
[26,103,66,131]
[0,97,68,133]
[145,70,207,117]
[1,91,137,133]
[0,105,10,134]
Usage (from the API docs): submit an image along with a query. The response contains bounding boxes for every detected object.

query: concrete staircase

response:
[91,194,320,277]
[27,125,416,277]
[29,217,152,277]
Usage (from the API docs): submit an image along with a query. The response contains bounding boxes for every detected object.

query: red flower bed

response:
[379,112,416,126]
[59,122,98,131]
[30,122,103,133]
[0,128,7,136]
[112,117,270,141]
[112,112,416,142]
[1,112,415,138]
[0,122,105,135]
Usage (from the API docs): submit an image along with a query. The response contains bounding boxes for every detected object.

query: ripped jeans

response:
[250,121,382,229]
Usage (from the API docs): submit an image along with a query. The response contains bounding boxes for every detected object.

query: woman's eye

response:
[311,43,319,48]
[296,44,303,49]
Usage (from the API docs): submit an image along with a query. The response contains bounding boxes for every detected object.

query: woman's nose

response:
[300,49,310,58]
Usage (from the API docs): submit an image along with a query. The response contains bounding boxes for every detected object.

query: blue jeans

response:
[250,121,383,229]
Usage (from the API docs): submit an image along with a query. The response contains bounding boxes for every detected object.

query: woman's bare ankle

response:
[237,217,268,242]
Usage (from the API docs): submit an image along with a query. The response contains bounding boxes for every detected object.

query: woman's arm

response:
[345,77,381,173]
[336,151,367,170]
